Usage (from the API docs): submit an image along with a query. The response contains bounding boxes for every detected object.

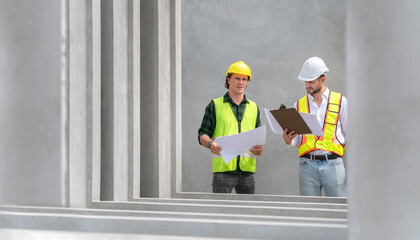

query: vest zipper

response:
[237,105,241,171]
[229,101,243,172]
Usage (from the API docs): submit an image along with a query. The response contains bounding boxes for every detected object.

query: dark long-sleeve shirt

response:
[198,92,261,143]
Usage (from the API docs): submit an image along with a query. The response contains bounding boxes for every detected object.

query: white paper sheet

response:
[215,125,266,164]
[264,108,324,136]
[264,108,283,134]
[299,112,324,136]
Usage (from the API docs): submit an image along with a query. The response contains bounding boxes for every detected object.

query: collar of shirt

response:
[223,92,249,106]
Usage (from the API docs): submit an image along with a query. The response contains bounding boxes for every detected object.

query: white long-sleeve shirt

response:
[288,88,348,155]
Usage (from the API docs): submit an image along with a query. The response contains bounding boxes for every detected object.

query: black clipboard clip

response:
[279,104,286,110]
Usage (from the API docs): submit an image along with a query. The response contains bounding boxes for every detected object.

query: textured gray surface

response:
[347,1,420,239]
[0,0,62,206]
[0,205,347,239]
[182,0,346,195]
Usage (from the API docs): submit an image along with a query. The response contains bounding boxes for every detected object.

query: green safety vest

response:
[212,96,258,173]
[297,91,345,157]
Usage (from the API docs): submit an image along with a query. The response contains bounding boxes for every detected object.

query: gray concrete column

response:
[111,0,142,201]
[347,1,420,240]
[171,0,182,196]
[99,0,141,201]
[157,0,172,198]
[0,0,62,206]
[69,0,94,207]
[68,0,101,207]
[140,0,175,198]
[140,0,158,198]
[113,0,129,202]
[100,0,114,201]
[91,0,102,202]
[128,0,141,200]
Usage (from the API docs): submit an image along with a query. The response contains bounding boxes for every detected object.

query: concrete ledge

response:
[131,197,347,209]
[175,192,347,204]
[91,201,347,219]
[0,205,347,225]
[0,210,347,239]
[0,229,233,240]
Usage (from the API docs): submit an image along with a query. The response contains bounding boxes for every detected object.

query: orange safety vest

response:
[297,91,345,157]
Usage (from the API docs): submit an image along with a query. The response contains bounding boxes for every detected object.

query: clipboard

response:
[270,107,312,135]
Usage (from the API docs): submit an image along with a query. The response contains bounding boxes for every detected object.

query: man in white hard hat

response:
[198,61,263,194]
[282,57,348,197]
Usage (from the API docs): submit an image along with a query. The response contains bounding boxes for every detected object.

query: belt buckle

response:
[312,154,326,161]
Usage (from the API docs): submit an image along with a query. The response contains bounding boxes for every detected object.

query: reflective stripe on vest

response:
[212,96,258,173]
[297,91,345,157]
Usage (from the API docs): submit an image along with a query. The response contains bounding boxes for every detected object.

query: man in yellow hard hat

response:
[198,61,263,194]
[282,57,348,197]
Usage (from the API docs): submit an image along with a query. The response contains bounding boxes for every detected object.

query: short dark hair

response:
[224,73,251,89]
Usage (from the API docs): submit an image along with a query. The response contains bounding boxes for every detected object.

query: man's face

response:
[305,77,324,95]
[228,73,249,95]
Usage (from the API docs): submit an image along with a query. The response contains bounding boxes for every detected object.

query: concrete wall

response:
[347,1,420,240]
[182,0,346,194]
[0,0,63,206]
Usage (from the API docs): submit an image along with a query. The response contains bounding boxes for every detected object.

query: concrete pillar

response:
[91,0,102,202]
[347,1,420,239]
[171,0,183,196]
[140,0,174,198]
[67,0,142,202]
[113,0,129,202]
[100,0,141,201]
[68,0,102,207]
[111,0,142,202]
[157,0,172,198]
[69,0,97,207]
[100,0,114,201]
[140,0,158,198]
[129,0,142,200]
[0,0,63,206]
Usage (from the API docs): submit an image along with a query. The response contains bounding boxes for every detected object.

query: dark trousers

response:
[212,172,255,194]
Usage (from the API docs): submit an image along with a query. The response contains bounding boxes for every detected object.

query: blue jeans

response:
[299,157,346,197]
[212,172,255,194]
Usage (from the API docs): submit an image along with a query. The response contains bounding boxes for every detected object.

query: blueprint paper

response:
[215,125,266,164]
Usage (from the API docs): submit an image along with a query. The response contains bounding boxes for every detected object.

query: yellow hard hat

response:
[225,61,252,79]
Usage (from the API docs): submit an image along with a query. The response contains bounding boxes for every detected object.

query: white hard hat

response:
[298,57,329,81]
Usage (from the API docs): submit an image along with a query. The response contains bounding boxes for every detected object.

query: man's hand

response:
[250,145,263,156]
[282,128,297,145]
[209,141,222,156]
[200,135,222,155]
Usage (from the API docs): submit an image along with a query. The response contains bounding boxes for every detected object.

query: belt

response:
[301,153,340,161]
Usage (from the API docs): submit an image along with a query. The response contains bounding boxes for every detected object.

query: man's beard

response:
[307,86,322,95]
